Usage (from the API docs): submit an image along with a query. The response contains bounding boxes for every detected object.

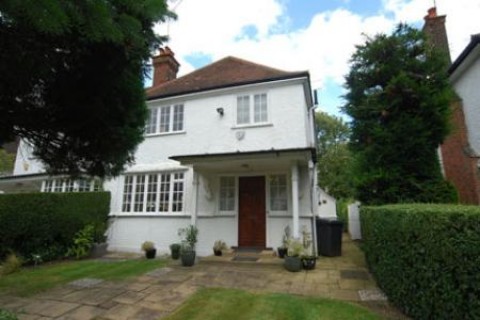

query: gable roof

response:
[146,56,309,100]
[449,33,480,76]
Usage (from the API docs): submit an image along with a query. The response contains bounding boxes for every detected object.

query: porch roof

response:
[170,147,316,164]
[170,148,316,173]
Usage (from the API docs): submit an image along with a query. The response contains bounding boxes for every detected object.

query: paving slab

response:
[22,300,79,318]
[56,305,106,320]
[68,278,104,289]
[358,288,388,301]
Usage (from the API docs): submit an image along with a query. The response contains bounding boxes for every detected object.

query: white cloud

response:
[153,0,480,115]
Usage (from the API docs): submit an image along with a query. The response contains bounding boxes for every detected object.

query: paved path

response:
[0,237,406,319]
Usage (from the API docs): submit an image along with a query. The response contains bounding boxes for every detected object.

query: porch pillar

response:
[191,171,199,226]
[291,163,300,238]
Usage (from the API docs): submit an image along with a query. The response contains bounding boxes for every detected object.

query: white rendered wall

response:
[452,53,480,155]
[13,140,45,175]
[136,80,311,164]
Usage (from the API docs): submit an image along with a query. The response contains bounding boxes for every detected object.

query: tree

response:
[315,112,354,199]
[0,0,175,177]
[343,24,456,204]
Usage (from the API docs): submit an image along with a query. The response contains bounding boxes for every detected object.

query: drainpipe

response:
[191,170,199,226]
[309,160,318,256]
[291,163,300,238]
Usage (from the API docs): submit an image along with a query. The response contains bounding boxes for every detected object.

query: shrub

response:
[361,204,480,319]
[336,199,351,232]
[0,309,18,320]
[0,192,110,262]
[66,224,95,259]
[1,253,22,275]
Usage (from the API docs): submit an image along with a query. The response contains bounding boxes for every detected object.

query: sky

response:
[153,0,480,118]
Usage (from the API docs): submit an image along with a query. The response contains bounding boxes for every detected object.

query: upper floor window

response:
[146,104,184,135]
[122,172,185,213]
[237,93,267,125]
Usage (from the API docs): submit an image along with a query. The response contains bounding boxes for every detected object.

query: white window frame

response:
[41,179,101,193]
[267,174,289,214]
[146,104,185,135]
[218,176,236,214]
[236,93,269,126]
[121,172,185,214]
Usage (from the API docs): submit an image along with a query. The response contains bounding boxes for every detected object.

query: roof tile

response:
[146,56,307,100]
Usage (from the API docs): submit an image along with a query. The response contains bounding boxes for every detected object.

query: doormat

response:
[235,248,263,254]
[232,256,259,262]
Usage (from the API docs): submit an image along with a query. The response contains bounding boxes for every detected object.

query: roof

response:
[146,56,309,100]
[449,33,480,75]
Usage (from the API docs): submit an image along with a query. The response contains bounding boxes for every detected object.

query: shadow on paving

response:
[0,234,408,320]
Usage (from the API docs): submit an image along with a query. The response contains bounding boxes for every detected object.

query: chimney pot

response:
[427,7,437,18]
[152,47,180,87]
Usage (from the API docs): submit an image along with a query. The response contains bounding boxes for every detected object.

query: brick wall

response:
[440,99,480,204]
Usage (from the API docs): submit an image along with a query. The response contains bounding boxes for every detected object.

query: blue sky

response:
[154,0,480,118]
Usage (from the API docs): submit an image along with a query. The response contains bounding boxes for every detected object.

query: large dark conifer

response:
[0,0,175,177]
[343,24,456,204]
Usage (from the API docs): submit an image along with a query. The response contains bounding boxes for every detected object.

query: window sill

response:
[145,131,186,138]
[231,123,273,130]
[109,212,190,218]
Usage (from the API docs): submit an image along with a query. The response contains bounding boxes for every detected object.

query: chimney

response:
[152,46,180,87]
[423,7,451,64]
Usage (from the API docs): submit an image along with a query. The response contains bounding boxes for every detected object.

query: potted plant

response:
[300,227,317,270]
[213,240,227,256]
[141,241,156,259]
[180,243,196,266]
[178,225,199,266]
[169,243,181,260]
[277,225,291,258]
[284,238,304,272]
[91,221,108,258]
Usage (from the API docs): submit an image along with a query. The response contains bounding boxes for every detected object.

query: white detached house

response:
[4,47,320,256]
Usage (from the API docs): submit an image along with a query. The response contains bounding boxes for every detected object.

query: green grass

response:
[0,258,165,296]
[165,288,382,320]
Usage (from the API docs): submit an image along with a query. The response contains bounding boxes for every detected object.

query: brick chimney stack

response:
[423,7,451,64]
[152,46,180,87]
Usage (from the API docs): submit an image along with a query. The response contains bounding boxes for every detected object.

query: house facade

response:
[4,48,319,255]
[440,34,480,204]
[423,7,480,204]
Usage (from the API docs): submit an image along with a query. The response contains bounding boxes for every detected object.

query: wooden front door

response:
[238,176,266,248]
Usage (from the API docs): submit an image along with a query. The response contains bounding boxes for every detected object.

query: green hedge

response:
[0,192,110,261]
[361,204,480,319]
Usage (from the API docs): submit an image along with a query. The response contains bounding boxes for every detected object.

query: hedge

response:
[0,192,110,261]
[361,204,480,319]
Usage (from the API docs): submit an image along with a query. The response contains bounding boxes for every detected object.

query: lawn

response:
[0,258,166,296]
[165,288,382,320]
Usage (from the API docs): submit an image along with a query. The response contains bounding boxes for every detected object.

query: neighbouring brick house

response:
[424,7,480,204]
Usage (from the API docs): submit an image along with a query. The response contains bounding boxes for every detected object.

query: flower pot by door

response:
[284,256,302,272]
[145,249,156,259]
[302,257,317,270]
[181,251,196,267]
